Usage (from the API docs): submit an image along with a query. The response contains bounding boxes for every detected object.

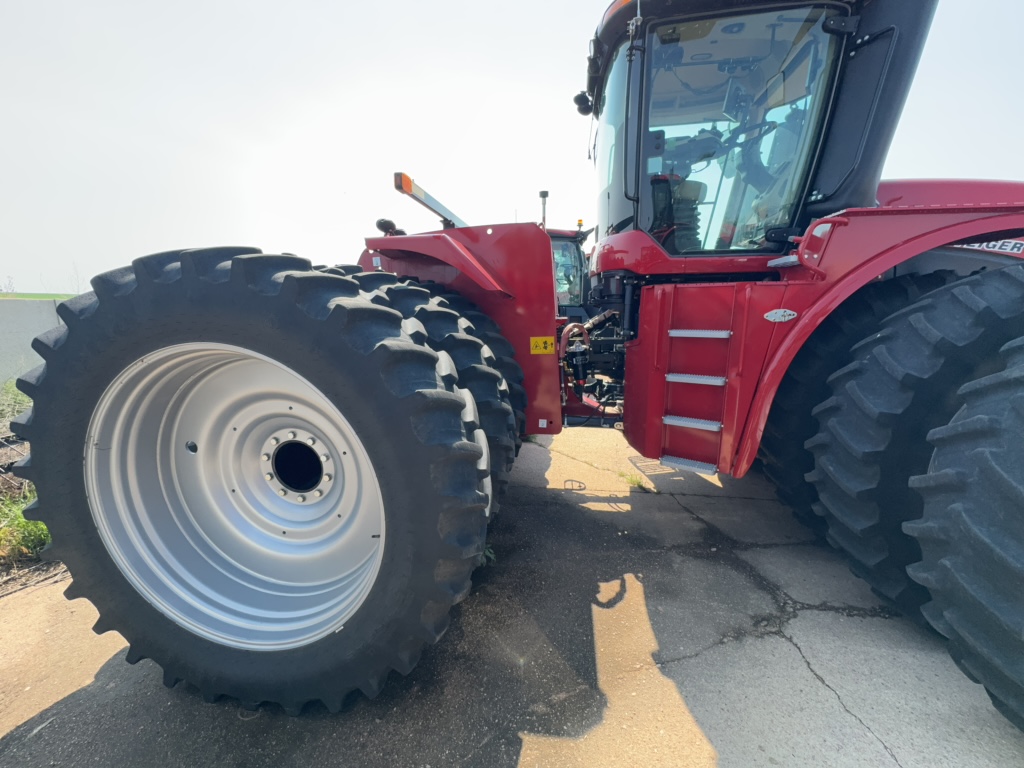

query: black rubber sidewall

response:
[33,277,455,700]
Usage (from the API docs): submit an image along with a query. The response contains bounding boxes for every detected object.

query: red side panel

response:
[358,223,562,435]
[606,182,1024,477]
[624,281,785,471]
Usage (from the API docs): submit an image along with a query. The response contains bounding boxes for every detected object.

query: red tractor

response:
[14,0,1024,728]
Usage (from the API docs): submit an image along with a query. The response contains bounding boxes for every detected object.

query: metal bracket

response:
[764,227,803,244]
[823,15,860,36]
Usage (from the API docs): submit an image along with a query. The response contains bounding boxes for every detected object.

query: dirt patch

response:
[0,439,29,497]
[0,561,66,599]
[0,441,27,468]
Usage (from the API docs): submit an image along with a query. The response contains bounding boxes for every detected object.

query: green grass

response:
[480,544,497,566]
[1,379,49,567]
[1,380,31,439]
[0,293,73,300]
[618,471,652,490]
[0,485,48,567]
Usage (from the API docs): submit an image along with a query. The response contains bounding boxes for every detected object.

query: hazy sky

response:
[2,0,1021,293]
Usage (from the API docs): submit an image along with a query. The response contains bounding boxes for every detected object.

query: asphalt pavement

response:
[1,427,1022,767]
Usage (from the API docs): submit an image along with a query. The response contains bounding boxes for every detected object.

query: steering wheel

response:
[722,120,778,152]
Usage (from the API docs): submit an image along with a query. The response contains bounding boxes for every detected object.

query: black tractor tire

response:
[415,282,528,453]
[906,336,1024,731]
[806,265,1024,616]
[759,272,952,534]
[330,270,518,505]
[13,248,489,713]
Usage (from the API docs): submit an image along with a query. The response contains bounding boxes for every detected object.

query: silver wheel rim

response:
[84,342,385,651]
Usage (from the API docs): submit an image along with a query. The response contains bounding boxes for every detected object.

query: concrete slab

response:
[529,428,640,481]
[643,554,777,661]
[518,575,717,768]
[522,427,779,500]
[660,635,896,767]
[2,427,1022,768]
[677,495,819,545]
[786,612,1024,768]
[572,489,708,547]
[511,435,655,493]
[737,545,885,609]
[640,460,780,500]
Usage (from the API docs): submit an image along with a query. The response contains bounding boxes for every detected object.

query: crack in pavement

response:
[782,630,905,767]
[544,446,634,476]
[510,472,909,757]
[654,599,898,668]
[647,500,905,761]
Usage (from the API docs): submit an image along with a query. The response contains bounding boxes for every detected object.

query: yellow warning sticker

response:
[530,336,556,355]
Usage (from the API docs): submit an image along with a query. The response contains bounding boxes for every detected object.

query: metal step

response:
[666,373,727,387]
[663,415,723,432]
[661,455,718,475]
[668,329,732,339]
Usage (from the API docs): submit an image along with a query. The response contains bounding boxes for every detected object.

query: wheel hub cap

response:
[84,343,386,651]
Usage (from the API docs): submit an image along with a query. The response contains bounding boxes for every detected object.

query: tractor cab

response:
[579,1,937,258]
[549,226,590,317]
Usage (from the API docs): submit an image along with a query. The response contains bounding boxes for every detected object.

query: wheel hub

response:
[84,343,386,651]
[260,430,334,503]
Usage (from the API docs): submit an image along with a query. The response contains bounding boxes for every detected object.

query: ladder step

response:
[663,415,723,432]
[668,329,732,339]
[666,373,727,386]
[661,456,718,475]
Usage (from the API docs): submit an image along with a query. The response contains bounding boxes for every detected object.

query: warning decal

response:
[530,337,556,355]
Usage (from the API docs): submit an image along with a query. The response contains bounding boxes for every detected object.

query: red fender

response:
[732,201,1024,476]
[363,233,511,296]
[357,223,564,436]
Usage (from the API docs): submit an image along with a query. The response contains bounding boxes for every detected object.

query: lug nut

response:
[306,438,316,446]
[265,473,274,481]
[278,489,287,497]
[271,437,280,446]
[288,431,296,440]
[297,495,306,503]
[314,490,323,498]
[324,474,332,482]
[262,454,270,462]
[320,454,329,462]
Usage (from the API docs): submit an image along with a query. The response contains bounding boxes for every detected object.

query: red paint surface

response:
[732,200,1024,476]
[355,180,1024,470]
[592,230,779,277]
[624,282,784,470]
[877,179,1024,208]
[359,223,562,435]
[598,181,1024,475]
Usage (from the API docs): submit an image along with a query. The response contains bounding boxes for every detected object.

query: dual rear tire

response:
[15,250,519,712]
[907,336,1024,730]
[803,265,1024,729]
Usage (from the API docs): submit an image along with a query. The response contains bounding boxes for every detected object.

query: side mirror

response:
[574,91,594,116]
